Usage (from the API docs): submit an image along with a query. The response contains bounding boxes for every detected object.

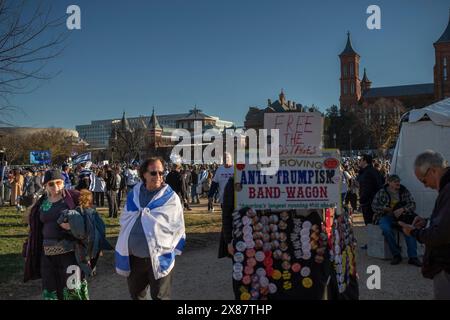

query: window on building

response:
[343,83,348,94]
[349,63,354,76]
[351,83,355,94]
[343,64,348,77]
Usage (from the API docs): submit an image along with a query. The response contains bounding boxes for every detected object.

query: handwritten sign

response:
[264,112,323,157]
[235,155,341,210]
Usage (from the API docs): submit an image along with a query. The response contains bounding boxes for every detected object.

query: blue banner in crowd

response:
[30,151,51,165]
[72,152,91,165]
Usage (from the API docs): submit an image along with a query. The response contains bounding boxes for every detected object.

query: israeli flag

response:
[115,183,186,280]
[72,152,91,165]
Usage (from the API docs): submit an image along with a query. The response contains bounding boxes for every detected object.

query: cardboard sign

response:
[235,155,341,210]
[264,112,323,157]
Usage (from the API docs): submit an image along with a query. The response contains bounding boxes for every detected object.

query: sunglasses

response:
[47,180,63,187]
[148,171,164,176]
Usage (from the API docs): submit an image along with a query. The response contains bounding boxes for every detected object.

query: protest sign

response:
[264,112,323,157]
[235,152,341,210]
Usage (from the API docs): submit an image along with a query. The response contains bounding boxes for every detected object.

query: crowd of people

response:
[1,149,448,300]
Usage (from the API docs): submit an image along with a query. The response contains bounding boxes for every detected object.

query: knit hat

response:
[43,169,63,184]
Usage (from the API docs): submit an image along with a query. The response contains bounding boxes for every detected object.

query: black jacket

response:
[412,168,450,279]
[218,177,234,259]
[165,170,183,196]
[357,165,384,206]
[105,170,118,191]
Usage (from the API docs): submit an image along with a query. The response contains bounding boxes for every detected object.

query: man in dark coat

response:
[357,154,384,225]
[400,150,450,300]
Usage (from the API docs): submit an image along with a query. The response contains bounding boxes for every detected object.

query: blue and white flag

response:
[115,183,186,280]
[72,152,91,165]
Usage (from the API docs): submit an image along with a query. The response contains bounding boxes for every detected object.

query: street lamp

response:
[333,133,337,149]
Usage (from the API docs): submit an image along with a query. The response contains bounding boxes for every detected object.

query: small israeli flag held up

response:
[72,152,91,165]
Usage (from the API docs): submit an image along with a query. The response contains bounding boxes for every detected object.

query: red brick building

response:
[339,11,450,111]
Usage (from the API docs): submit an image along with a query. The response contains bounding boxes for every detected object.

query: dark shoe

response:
[391,255,402,265]
[360,244,368,250]
[408,258,422,267]
[185,207,192,211]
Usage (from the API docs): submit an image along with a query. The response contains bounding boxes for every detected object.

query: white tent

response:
[390,98,450,218]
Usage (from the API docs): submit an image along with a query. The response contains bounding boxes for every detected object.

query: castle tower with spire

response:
[339,32,361,111]
[434,9,450,100]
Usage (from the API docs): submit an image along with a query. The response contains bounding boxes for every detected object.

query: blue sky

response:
[6,0,450,129]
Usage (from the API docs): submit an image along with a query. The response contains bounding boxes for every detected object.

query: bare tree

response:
[357,98,405,151]
[0,0,68,125]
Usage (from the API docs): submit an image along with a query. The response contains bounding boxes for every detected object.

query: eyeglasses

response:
[47,180,63,187]
[148,171,164,177]
[419,167,431,185]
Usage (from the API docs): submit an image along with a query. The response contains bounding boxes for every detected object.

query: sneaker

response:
[408,258,422,267]
[391,255,402,265]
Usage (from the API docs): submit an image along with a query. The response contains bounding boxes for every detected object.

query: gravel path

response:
[3,213,433,300]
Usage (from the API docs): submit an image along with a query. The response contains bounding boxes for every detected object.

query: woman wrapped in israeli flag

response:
[115,157,186,300]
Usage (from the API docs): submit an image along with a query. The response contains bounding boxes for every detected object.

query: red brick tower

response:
[434,10,450,101]
[339,32,361,111]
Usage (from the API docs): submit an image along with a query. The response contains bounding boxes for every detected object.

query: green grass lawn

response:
[0,205,221,284]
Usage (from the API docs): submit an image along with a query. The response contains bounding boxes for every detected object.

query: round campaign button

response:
[291,263,301,273]
[300,228,310,237]
[244,265,254,275]
[262,242,272,252]
[302,277,313,289]
[273,249,282,260]
[302,243,312,251]
[263,257,273,267]
[269,224,278,232]
[233,263,244,273]
[269,215,279,224]
[279,232,287,242]
[262,233,271,243]
[255,239,264,250]
[300,266,311,277]
[243,225,252,235]
[256,268,266,277]
[280,242,289,252]
[302,221,312,229]
[242,275,251,285]
[234,252,244,263]
[278,221,287,230]
[255,251,265,262]
[240,292,251,300]
[243,234,253,243]
[301,235,311,243]
[302,252,312,260]
[260,216,269,224]
[281,252,291,261]
[245,248,256,258]
[268,283,277,294]
[233,271,243,281]
[247,257,257,268]
[265,267,274,278]
[245,240,255,249]
[259,276,269,288]
[271,269,282,280]
[280,211,289,221]
[250,289,260,299]
[236,241,246,252]
[242,216,251,226]
[282,261,291,271]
